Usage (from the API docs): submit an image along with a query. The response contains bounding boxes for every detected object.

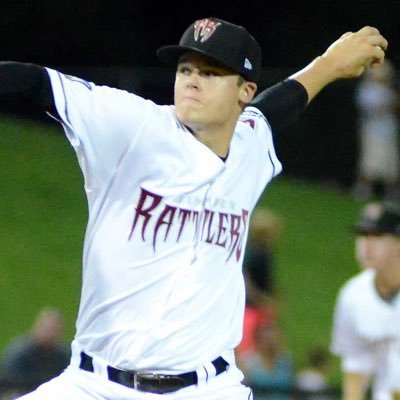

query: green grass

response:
[0,115,86,344]
[0,114,366,386]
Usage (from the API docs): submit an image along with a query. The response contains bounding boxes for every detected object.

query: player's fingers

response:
[374,45,386,58]
[362,46,385,71]
[371,45,386,64]
[357,26,380,36]
[355,26,388,50]
[376,36,388,51]
[341,29,388,52]
[340,31,353,39]
[362,35,388,51]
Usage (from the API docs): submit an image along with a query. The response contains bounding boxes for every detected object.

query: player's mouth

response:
[181,93,201,103]
[181,95,202,104]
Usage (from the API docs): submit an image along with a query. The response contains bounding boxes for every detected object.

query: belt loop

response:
[79,351,94,372]
[213,356,229,375]
[195,365,208,386]
[203,360,217,380]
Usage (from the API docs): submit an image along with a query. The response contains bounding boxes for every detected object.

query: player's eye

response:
[201,70,219,77]
[177,65,192,75]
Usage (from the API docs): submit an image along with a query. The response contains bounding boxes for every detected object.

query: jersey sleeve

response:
[240,106,282,179]
[45,68,152,189]
[250,79,308,133]
[330,286,375,374]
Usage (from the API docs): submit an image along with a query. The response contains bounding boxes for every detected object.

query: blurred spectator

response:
[330,202,400,400]
[237,207,284,357]
[238,319,295,399]
[352,59,400,201]
[295,344,333,400]
[244,207,285,303]
[0,307,70,397]
[237,305,277,358]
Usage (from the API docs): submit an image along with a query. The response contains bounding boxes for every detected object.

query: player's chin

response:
[176,108,201,127]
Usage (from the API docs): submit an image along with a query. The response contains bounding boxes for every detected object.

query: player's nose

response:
[185,70,201,88]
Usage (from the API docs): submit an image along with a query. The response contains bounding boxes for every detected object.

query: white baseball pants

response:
[16,364,253,400]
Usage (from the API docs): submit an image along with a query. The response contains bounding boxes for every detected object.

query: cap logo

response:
[244,58,253,70]
[193,19,221,43]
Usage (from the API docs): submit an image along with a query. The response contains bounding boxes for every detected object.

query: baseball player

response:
[0,17,387,400]
[331,202,400,400]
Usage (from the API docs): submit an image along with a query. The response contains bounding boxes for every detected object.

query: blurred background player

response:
[330,202,400,400]
[0,307,70,398]
[352,59,400,201]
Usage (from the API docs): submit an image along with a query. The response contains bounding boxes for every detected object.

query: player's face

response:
[355,234,400,270]
[174,53,254,133]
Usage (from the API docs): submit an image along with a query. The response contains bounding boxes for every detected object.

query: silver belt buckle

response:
[136,372,185,393]
[135,372,160,393]
[136,371,163,380]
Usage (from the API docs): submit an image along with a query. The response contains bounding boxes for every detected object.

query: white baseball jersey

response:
[45,68,282,374]
[331,268,400,400]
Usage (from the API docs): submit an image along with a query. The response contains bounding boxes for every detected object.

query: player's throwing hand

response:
[321,26,388,79]
[289,25,388,104]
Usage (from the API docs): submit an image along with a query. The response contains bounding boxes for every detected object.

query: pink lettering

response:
[204,210,216,244]
[227,214,241,260]
[236,209,249,261]
[177,208,192,241]
[215,212,228,248]
[129,188,162,240]
[153,205,177,251]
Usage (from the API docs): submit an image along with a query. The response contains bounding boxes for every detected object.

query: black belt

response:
[79,351,229,394]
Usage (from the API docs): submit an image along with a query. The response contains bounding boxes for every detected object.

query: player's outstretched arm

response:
[290,26,388,104]
[250,27,387,133]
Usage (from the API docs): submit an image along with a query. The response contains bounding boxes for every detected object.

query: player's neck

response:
[190,123,236,158]
[375,267,400,302]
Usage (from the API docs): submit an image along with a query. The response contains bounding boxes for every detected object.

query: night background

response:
[1,0,399,69]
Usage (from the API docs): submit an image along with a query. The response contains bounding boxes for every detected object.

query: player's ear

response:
[239,81,257,104]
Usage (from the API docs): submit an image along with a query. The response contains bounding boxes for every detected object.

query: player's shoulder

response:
[240,106,266,122]
[49,68,167,108]
[338,269,374,301]
[238,106,272,133]
[90,82,174,121]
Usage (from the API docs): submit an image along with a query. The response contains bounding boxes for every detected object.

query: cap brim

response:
[157,45,212,67]
[156,45,240,77]
[353,224,388,235]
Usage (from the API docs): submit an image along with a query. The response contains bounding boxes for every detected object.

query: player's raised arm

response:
[290,26,388,103]
[250,26,387,133]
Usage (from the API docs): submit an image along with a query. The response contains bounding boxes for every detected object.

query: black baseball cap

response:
[353,202,400,236]
[157,17,262,83]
